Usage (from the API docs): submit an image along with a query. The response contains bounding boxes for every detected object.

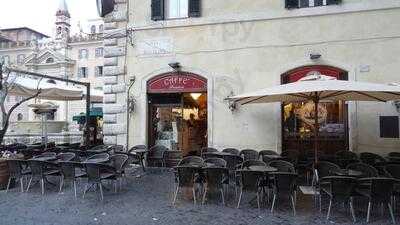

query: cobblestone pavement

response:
[0,168,396,225]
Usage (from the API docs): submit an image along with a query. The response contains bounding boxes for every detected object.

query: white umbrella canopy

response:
[227,78,400,163]
[229,79,400,105]
[7,74,83,101]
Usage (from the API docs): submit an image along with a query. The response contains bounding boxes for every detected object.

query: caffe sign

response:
[147,72,207,93]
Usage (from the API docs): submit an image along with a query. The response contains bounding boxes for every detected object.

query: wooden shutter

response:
[151,0,164,21]
[189,0,201,17]
[327,0,342,5]
[285,0,299,9]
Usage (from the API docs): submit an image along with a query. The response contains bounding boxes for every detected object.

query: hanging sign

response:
[147,72,207,93]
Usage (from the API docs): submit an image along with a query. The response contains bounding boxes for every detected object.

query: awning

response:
[72,107,103,122]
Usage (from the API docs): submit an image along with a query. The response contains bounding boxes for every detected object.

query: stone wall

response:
[102,0,128,146]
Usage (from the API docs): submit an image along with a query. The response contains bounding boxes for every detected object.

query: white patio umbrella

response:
[7,74,83,101]
[227,76,400,163]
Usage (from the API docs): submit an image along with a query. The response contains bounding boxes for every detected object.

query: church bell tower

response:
[55,0,71,41]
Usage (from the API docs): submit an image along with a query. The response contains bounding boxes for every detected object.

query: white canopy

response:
[227,78,400,163]
[6,73,103,102]
[229,79,400,105]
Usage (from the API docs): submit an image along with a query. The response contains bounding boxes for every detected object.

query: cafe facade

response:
[100,0,400,155]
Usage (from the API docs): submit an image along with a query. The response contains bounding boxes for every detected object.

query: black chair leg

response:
[6,177,11,193]
[367,201,372,223]
[350,199,356,223]
[326,199,333,221]
[388,203,396,224]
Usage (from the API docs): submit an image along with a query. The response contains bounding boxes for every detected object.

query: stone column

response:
[102,0,128,145]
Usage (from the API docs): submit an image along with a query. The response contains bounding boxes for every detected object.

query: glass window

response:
[79,49,89,59]
[165,0,188,19]
[17,54,25,65]
[99,25,104,33]
[78,67,88,78]
[95,47,103,58]
[95,66,103,77]
[91,25,96,34]
[1,55,10,65]
[46,58,54,63]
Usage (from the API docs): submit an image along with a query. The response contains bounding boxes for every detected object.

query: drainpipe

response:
[126,77,136,150]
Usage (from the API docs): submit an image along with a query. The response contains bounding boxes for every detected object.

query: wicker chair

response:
[173,160,205,205]
[236,169,265,209]
[346,162,378,178]
[222,148,240,155]
[240,149,259,161]
[6,159,30,193]
[268,160,295,173]
[202,167,229,205]
[58,161,86,198]
[26,160,60,195]
[320,176,358,222]
[270,172,298,216]
[204,158,227,167]
[147,145,168,167]
[83,163,117,201]
[259,150,279,160]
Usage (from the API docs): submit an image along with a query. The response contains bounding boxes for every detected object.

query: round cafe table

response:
[32,156,57,162]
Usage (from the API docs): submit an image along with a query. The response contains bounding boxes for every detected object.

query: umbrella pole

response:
[314,95,320,165]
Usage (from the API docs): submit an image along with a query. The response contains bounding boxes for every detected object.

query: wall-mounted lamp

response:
[226,91,237,113]
[310,53,322,60]
[168,62,181,72]
[127,29,135,47]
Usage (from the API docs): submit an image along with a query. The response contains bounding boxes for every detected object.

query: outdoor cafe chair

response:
[163,150,183,168]
[83,162,117,201]
[33,152,57,159]
[268,160,295,173]
[178,156,205,167]
[240,149,259,161]
[26,160,60,195]
[241,160,266,169]
[205,158,227,168]
[223,154,243,171]
[335,151,359,168]
[6,159,30,193]
[222,148,240,156]
[320,176,358,223]
[270,172,298,216]
[281,150,300,166]
[173,164,204,205]
[360,152,386,166]
[58,161,86,198]
[147,145,168,167]
[357,177,397,224]
[110,154,129,190]
[85,153,110,163]
[57,152,76,162]
[346,162,378,178]
[258,150,279,160]
[313,161,341,211]
[201,152,222,160]
[202,167,229,205]
[200,147,218,157]
[236,169,265,209]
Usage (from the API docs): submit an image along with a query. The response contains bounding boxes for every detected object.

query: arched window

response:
[91,25,96,34]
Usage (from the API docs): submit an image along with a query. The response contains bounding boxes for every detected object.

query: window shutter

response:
[327,0,342,5]
[285,0,299,9]
[189,0,201,17]
[151,0,164,21]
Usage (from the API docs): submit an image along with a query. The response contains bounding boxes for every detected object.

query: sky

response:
[0,0,100,36]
